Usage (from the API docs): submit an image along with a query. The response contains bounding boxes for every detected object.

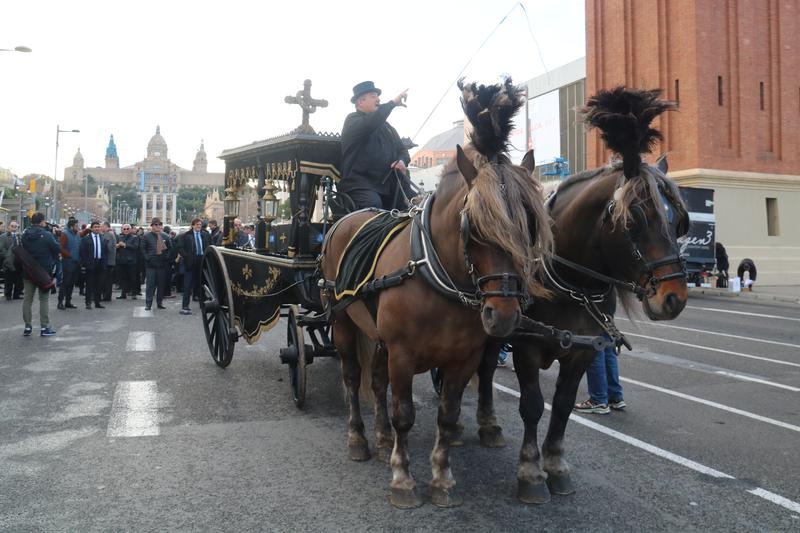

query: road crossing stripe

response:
[126,331,155,351]
[617,317,800,350]
[622,331,800,369]
[619,377,800,433]
[686,305,800,323]
[492,383,800,516]
[107,381,159,437]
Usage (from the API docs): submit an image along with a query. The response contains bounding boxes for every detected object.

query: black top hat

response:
[351,81,381,103]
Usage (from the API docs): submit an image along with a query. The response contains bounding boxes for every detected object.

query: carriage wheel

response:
[200,247,237,368]
[286,305,307,408]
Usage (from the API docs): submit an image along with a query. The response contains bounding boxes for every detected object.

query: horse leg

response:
[541,354,588,496]
[335,320,371,462]
[388,353,422,509]
[476,339,506,448]
[429,366,472,508]
[371,343,393,463]
[514,346,550,504]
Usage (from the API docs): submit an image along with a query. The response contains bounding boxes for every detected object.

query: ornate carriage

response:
[200,80,348,408]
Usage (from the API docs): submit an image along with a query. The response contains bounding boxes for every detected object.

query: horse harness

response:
[541,169,689,351]
[321,190,529,315]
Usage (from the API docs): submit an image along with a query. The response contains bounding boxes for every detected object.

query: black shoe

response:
[130,295,137,300]
[144,306,152,311]
[95,303,105,309]
[13,296,23,300]
[57,303,66,310]
[116,295,127,299]
[157,304,166,309]
[86,304,92,309]
[65,302,77,309]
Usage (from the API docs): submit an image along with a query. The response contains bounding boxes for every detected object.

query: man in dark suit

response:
[178,218,211,315]
[79,220,107,309]
[140,217,171,311]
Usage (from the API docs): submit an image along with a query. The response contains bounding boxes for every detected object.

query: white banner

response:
[530,90,561,164]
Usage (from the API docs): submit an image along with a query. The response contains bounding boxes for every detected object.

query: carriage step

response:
[296,313,329,328]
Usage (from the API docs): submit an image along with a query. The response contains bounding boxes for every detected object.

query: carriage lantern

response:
[223,186,240,218]
[262,180,279,224]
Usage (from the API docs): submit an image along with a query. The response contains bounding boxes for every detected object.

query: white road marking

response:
[619,377,800,433]
[492,383,800,516]
[622,332,800,369]
[125,331,155,351]
[106,381,159,437]
[133,307,154,317]
[713,371,800,392]
[617,318,800,350]
[686,305,800,322]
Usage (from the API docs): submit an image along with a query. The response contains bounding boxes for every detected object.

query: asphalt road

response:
[1,290,798,531]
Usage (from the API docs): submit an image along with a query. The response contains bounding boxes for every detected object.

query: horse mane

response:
[445,76,553,297]
[458,77,524,158]
[582,87,676,180]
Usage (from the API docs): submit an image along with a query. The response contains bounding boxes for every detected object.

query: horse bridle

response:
[459,207,530,307]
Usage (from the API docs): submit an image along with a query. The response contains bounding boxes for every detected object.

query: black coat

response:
[179,230,211,269]
[341,102,410,195]
[141,231,172,268]
[116,233,141,265]
[79,232,108,271]
[21,226,60,272]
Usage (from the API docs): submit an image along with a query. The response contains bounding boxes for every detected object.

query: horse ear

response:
[456,145,477,186]
[520,150,536,175]
[656,154,668,174]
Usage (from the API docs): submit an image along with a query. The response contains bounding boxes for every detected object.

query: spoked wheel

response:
[283,305,307,408]
[200,247,237,368]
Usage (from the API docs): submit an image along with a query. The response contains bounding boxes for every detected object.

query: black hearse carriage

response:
[200,81,349,408]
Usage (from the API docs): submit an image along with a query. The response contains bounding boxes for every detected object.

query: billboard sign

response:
[529,90,561,164]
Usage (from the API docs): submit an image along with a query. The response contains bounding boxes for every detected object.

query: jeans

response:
[182,261,202,309]
[22,278,50,328]
[58,259,79,304]
[586,336,623,405]
[145,266,168,306]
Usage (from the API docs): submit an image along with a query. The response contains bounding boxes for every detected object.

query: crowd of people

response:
[0,212,228,337]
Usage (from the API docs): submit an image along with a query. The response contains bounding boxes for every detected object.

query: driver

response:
[340,81,416,210]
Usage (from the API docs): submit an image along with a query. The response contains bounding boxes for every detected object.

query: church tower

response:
[193,140,208,173]
[147,125,168,159]
[105,134,119,169]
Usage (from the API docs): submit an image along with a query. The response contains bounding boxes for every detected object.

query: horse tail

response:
[582,87,676,180]
[356,330,377,403]
[458,77,525,158]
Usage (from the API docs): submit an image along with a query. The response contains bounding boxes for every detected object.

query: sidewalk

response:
[688,284,800,305]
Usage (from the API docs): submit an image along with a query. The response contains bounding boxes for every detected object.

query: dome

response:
[147,125,168,159]
[73,148,84,168]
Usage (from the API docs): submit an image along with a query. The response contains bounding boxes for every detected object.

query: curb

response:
[688,286,800,305]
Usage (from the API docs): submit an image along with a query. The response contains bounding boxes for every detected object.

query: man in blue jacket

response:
[20,212,60,336]
[79,220,107,309]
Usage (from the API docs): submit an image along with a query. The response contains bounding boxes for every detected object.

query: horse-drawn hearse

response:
[199,79,691,508]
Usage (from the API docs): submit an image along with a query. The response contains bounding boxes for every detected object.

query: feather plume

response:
[458,77,525,158]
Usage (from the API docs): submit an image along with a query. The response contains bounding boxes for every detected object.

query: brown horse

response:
[473,87,690,504]
[320,79,552,508]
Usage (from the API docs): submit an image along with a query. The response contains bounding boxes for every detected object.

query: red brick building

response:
[586,0,800,284]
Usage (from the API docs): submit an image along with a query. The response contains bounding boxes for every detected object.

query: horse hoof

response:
[546,473,575,495]
[478,427,507,448]
[375,446,392,464]
[430,486,463,508]
[390,487,423,509]
[348,444,371,462]
[518,479,551,504]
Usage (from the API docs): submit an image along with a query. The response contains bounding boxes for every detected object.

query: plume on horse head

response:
[458,77,525,158]
[582,87,676,180]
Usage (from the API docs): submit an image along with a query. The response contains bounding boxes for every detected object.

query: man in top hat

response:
[340,81,416,210]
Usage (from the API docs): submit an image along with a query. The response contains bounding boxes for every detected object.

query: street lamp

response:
[54,124,79,222]
[0,46,32,53]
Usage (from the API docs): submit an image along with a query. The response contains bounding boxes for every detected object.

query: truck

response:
[677,186,716,286]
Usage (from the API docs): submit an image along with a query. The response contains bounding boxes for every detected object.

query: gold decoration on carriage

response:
[242,264,253,280]
[230,266,282,298]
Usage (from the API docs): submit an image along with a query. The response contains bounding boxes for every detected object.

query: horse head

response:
[443,78,552,336]
[583,87,689,320]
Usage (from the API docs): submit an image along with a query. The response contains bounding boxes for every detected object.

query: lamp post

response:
[0,46,32,53]
[261,180,278,252]
[54,125,79,222]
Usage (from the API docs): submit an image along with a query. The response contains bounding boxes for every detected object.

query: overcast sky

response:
[1,0,585,180]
